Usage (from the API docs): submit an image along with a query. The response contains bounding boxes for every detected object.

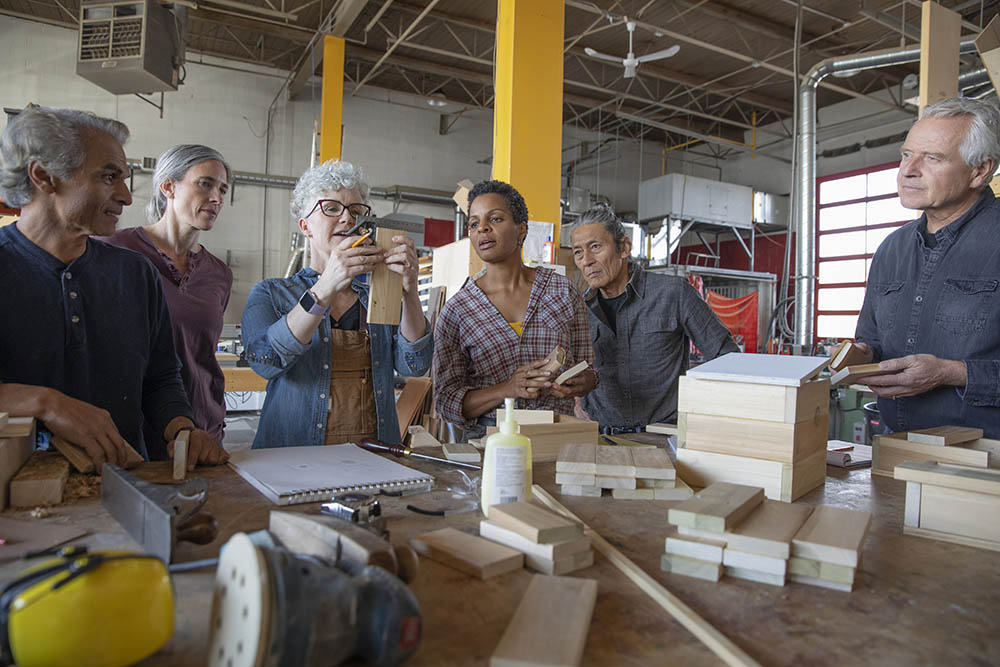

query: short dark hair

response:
[578,203,628,252]
[467,179,529,224]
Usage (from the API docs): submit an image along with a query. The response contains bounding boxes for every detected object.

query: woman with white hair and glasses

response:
[100,144,233,460]
[241,159,431,448]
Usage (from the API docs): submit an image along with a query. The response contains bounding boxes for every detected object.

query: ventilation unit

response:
[77,0,184,95]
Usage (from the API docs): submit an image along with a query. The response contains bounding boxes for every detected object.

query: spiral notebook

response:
[228,443,434,506]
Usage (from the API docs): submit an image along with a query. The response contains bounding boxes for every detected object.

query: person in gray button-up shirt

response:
[571,204,739,432]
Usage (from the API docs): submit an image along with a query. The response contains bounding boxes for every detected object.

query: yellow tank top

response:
[508,320,523,337]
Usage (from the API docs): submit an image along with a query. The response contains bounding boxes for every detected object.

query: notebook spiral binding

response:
[288,478,434,504]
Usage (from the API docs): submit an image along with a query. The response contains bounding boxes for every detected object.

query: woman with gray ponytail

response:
[100,144,233,458]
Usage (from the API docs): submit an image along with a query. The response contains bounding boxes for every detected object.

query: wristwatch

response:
[298,288,332,317]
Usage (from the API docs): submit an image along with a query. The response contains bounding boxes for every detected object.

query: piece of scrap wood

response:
[407,425,442,448]
[533,485,761,667]
[595,445,635,477]
[442,441,481,463]
[486,501,583,544]
[791,505,871,568]
[556,443,597,474]
[906,426,984,447]
[893,460,1000,496]
[10,452,70,507]
[410,527,523,580]
[49,435,142,474]
[830,362,890,386]
[668,483,765,533]
[554,361,588,386]
[366,227,404,325]
[479,521,591,560]
[173,430,189,481]
[490,574,597,667]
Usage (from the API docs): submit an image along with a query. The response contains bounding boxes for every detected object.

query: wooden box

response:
[487,414,598,462]
[0,417,36,511]
[676,447,826,502]
[678,410,828,464]
[872,432,998,477]
[677,376,829,424]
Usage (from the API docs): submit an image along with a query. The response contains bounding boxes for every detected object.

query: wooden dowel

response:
[532,485,761,667]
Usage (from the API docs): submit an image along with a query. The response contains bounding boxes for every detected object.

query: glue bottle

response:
[480,397,532,518]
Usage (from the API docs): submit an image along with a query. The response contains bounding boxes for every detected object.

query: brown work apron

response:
[323,323,378,445]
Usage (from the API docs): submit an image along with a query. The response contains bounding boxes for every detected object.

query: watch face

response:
[300,289,317,311]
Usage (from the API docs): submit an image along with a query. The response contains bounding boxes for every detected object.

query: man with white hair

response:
[855,96,1000,437]
[0,106,229,468]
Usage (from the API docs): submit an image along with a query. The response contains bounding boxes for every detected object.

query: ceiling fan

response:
[584,18,680,78]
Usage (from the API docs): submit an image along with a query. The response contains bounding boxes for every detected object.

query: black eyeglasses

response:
[307,199,372,220]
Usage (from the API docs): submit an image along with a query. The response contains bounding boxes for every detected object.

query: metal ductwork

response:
[792,40,981,348]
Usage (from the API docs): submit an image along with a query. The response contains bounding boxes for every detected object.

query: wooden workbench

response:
[1,457,997,666]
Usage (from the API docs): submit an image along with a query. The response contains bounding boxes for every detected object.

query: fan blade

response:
[636,45,680,63]
[584,47,626,64]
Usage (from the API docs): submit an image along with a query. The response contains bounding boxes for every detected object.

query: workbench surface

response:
[2,457,997,666]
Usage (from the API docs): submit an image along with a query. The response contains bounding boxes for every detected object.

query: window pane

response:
[819,230,865,258]
[817,314,859,339]
[818,287,866,311]
[818,259,867,284]
[866,227,896,254]
[867,197,914,226]
[867,167,899,197]
[819,202,866,231]
[819,174,866,205]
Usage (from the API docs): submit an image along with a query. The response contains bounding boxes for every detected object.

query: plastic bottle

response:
[480,397,533,518]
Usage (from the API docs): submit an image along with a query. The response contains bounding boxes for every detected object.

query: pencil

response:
[350,230,372,248]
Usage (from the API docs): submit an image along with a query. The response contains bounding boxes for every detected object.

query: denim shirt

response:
[856,189,1000,438]
[241,268,433,448]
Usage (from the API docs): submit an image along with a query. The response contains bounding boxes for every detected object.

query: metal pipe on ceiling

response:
[792,40,980,348]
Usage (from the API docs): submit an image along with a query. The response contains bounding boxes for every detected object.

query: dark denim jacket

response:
[856,189,1000,437]
[241,268,433,447]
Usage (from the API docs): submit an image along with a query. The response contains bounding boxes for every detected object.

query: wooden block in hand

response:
[554,361,588,385]
[791,505,871,567]
[668,482,765,533]
[366,227,404,325]
[828,340,867,372]
[491,574,597,667]
[10,452,70,508]
[906,426,983,447]
[486,501,583,544]
[540,346,566,373]
[830,362,889,386]
[410,527,523,579]
[50,436,143,474]
[173,430,189,481]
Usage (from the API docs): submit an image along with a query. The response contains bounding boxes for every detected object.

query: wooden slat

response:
[556,443,597,474]
[630,447,675,480]
[723,499,813,559]
[906,426,983,447]
[366,227,404,325]
[0,417,36,511]
[665,531,726,563]
[395,377,432,440]
[678,376,829,424]
[490,574,597,667]
[595,445,635,477]
[486,501,583,544]
[872,435,990,477]
[830,363,886,386]
[893,460,1000,497]
[668,482,765,533]
[918,0,961,112]
[660,553,724,582]
[49,435,143,474]
[918,484,1000,543]
[479,521,591,560]
[791,505,871,568]
[679,411,828,464]
[787,556,855,585]
[410,527,523,579]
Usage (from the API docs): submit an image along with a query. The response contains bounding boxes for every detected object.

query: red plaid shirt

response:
[433,267,594,428]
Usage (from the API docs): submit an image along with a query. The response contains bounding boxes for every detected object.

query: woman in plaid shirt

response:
[433,180,596,437]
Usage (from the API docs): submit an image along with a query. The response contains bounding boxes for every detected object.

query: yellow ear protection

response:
[0,546,174,667]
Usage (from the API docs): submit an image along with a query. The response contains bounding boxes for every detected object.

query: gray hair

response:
[0,106,129,207]
[921,97,1000,181]
[578,203,629,252]
[290,159,370,220]
[146,144,233,223]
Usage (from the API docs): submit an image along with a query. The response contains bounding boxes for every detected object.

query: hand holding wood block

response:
[367,227,404,325]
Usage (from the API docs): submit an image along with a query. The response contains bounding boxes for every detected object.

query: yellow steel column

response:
[492,0,564,245]
[320,35,345,162]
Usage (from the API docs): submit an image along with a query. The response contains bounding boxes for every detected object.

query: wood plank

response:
[660,553,724,582]
[394,377,432,440]
[722,548,786,576]
[486,501,583,544]
[872,435,990,477]
[828,340,868,372]
[630,447,675,480]
[903,481,921,528]
[668,482,765,533]
[678,376,829,424]
[173,430,188,482]
[595,475,636,490]
[0,417,36,511]
[676,448,826,503]
[638,477,676,489]
[791,506,871,568]
[723,499,814,559]
[408,425,442,449]
[524,549,594,576]
[441,441,481,463]
[366,227,404,325]
[612,487,655,500]
[490,574,597,667]
[830,362,888,386]
[9,452,69,507]
[679,411,828,464]
[556,443,597,474]
[479,520,591,560]
[532,486,761,667]
[49,435,143,474]
[685,353,829,387]
[559,484,602,497]
[906,426,984,447]
[724,566,786,587]
[902,524,1000,553]
[554,360,588,385]
[918,0,961,112]
[787,556,855,586]
[496,409,556,425]
[595,445,635,477]
[918,484,1000,543]
[655,477,694,501]
[787,573,851,592]
[410,527,523,580]
[665,531,726,563]
[555,472,596,486]
[223,366,268,392]
[894,460,1000,497]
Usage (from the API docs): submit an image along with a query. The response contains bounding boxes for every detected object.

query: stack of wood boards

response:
[486,409,598,462]
[872,427,998,477]
[479,501,594,575]
[676,353,830,502]
[895,461,1000,552]
[410,527,524,579]
[555,443,692,500]
[663,482,871,591]
[0,417,36,511]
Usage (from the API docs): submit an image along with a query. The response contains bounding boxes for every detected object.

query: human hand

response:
[313,235,385,300]
[851,342,875,364]
[548,368,597,399]
[168,428,230,471]
[864,354,966,398]
[504,359,554,398]
[40,389,129,468]
[384,235,419,294]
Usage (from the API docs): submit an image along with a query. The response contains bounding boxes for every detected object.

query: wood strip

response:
[791,506,871,568]
[828,340,868,372]
[441,441,481,463]
[10,452,69,507]
[556,443,597,474]
[872,436,990,477]
[902,524,1000,553]
[595,445,635,477]
[788,573,852,592]
[906,426,983,447]
[787,556,855,585]
[724,565,786,587]
[497,409,556,425]
[660,553,723,581]
[679,411,828,463]
[366,227,404,325]
[490,574,597,667]
[173,430,188,482]
[524,549,594,576]
[533,485,761,667]
[49,435,143,474]
[555,472,596,486]
[554,360,588,385]
[918,484,1000,543]
[830,362,887,385]
[668,482,765,533]
[410,527,523,579]
[665,531,726,563]
[612,487,655,500]
[479,521,591,560]
[485,501,583,544]
[559,484,602,497]
[630,447,676,479]
[655,478,694,501]
[595,475,636,490]
[722,548,786,576]
[724,499,814,559]
[394,377,432,440]
[678,376,829,424]
[646,422,678,436]
[893,460,1000,496]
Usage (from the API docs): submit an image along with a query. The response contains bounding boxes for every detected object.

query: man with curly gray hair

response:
[855,96,1000,437]
[0,106,229,469]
